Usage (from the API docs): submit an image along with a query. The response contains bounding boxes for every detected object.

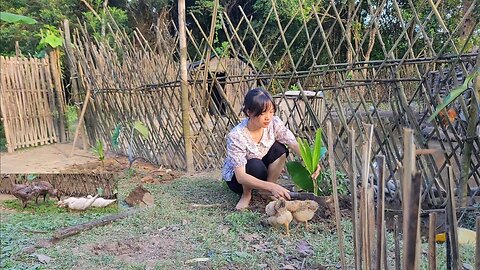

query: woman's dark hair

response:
[242,87,276,117]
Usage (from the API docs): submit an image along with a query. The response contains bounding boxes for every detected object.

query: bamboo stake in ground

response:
[327,121,346,269]
[360,142,370,270]
[476,216,480,270]
[428,212,437,270]
[178,0,194,172]
[376,155,386,270]
[403,172,422,270]
[394,215,401,270]
[402,128,419,269]
[446,165,460,270]
[349,128,361,270]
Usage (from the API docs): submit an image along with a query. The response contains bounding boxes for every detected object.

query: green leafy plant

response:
[427,67,479,122]
[286,129,327,196]
[0,12,37,25]
[91,140,105,165]
[111,121,149,168]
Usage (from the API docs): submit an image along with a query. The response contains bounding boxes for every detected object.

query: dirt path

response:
[0,143,96,173]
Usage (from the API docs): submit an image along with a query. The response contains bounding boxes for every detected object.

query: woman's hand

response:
[311,164,321,180]
[268,183,291,200]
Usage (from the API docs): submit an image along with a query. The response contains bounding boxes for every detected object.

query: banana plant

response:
[111,121,148,168]
[286,129,327,196]
[427,67,479,122]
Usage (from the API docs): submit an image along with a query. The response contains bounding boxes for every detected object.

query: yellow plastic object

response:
[434,228,476,246]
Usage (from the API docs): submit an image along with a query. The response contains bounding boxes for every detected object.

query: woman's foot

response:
[235,192,252,211]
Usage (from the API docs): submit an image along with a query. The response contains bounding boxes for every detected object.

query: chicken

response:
[285,200,319,229]
[265,198,293,236]
[12,183,38,208]
[32,181,60,203]
[57,195,99,211]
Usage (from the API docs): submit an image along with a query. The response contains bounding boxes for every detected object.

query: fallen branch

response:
[52,208,142,240]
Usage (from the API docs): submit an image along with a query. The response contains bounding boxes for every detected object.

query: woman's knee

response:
[245,158,268,180]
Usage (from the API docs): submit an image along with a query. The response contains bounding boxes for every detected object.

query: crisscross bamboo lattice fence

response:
[65,0,479,208]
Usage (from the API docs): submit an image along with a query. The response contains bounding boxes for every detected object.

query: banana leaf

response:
[286,161,314,192]
[428,68,479,122]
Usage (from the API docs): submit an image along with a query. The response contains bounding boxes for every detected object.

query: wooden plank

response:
[327,121,346,269]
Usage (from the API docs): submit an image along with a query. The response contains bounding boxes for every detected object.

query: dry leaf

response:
[185,257,210,264]
[33,253,52,264]
[296,240,313,257]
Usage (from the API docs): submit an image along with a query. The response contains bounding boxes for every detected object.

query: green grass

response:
[0,176,477,269]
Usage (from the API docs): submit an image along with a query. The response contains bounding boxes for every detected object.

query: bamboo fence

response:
[0,52,66,152]
[0,173,117,198]
[64,0,479,209]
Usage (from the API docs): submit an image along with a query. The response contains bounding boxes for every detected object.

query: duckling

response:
[12,183,37,208]
[86,195,117,208]
[265,198,293,236]
[57,195,99,211]
[32,181,60,203]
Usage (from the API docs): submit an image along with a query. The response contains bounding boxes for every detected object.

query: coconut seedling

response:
[286,128,327,196]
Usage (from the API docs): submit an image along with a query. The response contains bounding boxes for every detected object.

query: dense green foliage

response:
[1,0,476,59]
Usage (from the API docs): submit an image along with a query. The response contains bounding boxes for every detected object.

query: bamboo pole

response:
[446,165,460,270]
[402,128,421,270]
[178,0,193,172]
[49,49,66,143]
[349,128,361,270]
[476,216,480,270]
[327,121,346,269]
[428,212,437,270]
[63,19,89,149]
[394,215,401,270]
[360,142,370,270]
[376,155,386,270]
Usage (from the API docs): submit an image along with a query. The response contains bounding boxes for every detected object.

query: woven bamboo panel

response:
[0,56,59,152]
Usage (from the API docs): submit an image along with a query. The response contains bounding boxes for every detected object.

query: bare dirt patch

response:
[1,143,96,173]
[77,228,193,268]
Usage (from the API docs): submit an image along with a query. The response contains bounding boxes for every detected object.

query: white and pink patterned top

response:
[222,116,296,181]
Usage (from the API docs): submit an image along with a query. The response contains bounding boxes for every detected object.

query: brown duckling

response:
[32,181,60,203]
[12,183,38,208]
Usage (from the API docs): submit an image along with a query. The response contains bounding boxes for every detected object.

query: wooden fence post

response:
[178,0,194,172]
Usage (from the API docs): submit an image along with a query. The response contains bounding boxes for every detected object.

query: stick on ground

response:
[52,208,142,240]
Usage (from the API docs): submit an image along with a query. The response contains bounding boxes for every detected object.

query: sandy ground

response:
[0,143,96,173]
